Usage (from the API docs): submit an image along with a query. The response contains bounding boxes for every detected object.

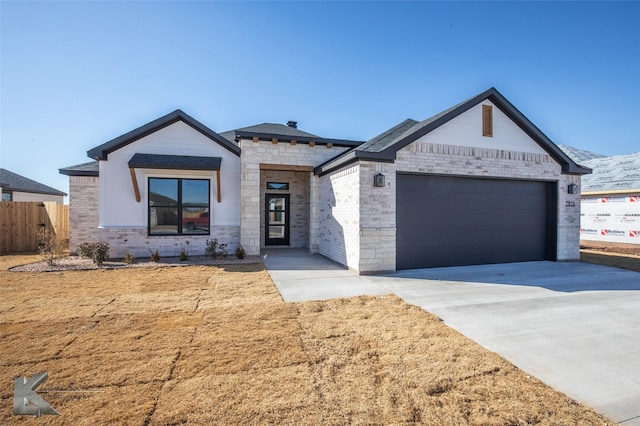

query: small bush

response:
[235,246,246,260]
[150,249,161,262]
[123,252,135,264]
[37,224,61,266]
[77,242,95,258]
[91,242,110,266]
[76,241,110,266]
[179,248,189,261]
[204,238,228,259]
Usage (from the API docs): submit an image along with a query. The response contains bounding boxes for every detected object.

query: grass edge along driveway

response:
[1,254,613,425]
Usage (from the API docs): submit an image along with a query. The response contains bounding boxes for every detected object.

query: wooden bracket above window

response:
[129,167,141,202]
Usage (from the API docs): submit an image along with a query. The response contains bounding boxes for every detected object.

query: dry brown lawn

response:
[1,254,613,425]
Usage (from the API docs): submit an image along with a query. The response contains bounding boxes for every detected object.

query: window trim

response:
[147,177,211,236]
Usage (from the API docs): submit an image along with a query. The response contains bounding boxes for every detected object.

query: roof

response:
[579,152,640,193]
[316,87,591,176]
[87,109,241,160]
[128,154,221,171]
[59,161,99,177]
[0,168,67,196]
[558,145,607,163]
[225,122,363,148]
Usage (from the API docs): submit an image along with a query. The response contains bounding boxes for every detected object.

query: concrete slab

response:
[365,261,640,425]
[263,252,639,423]
[262,248,388,302]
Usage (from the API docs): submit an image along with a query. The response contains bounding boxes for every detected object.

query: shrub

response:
[77,242,95,258]
[235,246,246,260]
[204,238,228,259]
[76,241,110,266]
[179,248,189,261]
[37,224,61,266]
[149,249,161,262]
[123,252,135,264]
[91,242,110,266]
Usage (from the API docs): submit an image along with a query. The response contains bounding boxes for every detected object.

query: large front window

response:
[148,178,210,235]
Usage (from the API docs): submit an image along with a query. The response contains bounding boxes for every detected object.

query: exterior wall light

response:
[374,173,385,187]
[568,183,578,194]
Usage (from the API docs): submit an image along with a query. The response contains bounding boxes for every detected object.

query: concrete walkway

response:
[263,249,640,425]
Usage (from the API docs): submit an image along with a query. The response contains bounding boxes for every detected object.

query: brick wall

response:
[260,170,310,248]
[97,225,240,259]
[69,176,99,252]
[239,140,350,255]
[318,164,360,268]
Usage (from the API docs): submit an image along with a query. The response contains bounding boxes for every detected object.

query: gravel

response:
[9,255,263,272]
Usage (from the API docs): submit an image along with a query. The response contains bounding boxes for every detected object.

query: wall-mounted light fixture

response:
[374,173,385,187]
[567,183,578,194]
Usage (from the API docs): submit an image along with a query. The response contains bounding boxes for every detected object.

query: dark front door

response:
[265,194,290,245]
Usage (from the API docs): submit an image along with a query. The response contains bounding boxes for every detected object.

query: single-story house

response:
[60,87,590,273]
[1,168,67,203]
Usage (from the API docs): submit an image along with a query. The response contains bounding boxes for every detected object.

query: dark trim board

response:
[396,173,557,269]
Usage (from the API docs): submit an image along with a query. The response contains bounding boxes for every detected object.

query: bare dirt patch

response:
[580,242,640,272]
[1,254,613,425]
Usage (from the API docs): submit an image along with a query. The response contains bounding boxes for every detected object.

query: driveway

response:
[265,251,640,425]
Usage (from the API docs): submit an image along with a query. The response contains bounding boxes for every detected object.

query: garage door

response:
[396,174,556,269]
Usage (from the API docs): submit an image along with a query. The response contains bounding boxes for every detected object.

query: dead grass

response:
[1,254,614,425]
[581,250,640,272]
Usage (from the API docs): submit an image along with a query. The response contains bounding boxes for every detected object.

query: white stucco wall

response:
[420,101,548,154]
[97,120,241,257]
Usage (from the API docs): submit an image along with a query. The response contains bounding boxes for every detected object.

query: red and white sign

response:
[581,194,640,245]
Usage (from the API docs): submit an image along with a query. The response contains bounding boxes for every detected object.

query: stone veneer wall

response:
[260,170,310,248]
[68,176,99,253]
[239,140,350,255]
[97,225,240,259]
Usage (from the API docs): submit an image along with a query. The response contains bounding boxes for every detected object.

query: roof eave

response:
[87,110,241,161]
[314,150,395,176]
[235,131,363,148]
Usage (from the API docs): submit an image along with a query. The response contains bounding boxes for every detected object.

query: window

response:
[148,178,210,235]
[266,182,289,190]
[482,104,493,137]
[2,192,11,202]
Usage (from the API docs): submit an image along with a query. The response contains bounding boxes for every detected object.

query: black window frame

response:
[266,182,289,190]
[148,177,211,236]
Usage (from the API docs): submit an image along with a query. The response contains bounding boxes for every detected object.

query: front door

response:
[265,194,290,245]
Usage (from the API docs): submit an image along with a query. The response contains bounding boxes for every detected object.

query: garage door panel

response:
[397,174,555,269]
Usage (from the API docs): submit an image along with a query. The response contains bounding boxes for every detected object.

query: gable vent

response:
[482,104,493,137]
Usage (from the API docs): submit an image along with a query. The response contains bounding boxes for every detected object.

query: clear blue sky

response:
[1,1,639,200]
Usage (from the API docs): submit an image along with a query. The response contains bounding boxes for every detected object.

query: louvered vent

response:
[482,104,493,137]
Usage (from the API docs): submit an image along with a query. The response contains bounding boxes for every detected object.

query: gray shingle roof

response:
[316,87,591,176]
[59,161,99,176]
[128,154,221,171]
[231,123,319,139]
[0,168,67,196]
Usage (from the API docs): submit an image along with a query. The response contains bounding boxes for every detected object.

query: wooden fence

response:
[0,201,69,253]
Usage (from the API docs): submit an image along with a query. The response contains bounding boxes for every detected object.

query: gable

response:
[87,110,240,160]
[411,100,548,155]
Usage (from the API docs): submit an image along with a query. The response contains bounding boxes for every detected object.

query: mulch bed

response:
[9,255,263,272]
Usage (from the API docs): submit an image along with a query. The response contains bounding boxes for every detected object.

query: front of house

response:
[60,87,590,273]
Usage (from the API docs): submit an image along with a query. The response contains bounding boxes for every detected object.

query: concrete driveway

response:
[265,250,640,425]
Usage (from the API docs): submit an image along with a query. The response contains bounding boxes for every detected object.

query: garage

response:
[396,174,557,269]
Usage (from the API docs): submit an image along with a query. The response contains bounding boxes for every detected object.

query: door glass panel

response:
[269,197,286,211]
[269,211,285,225]
[269,226,285,238]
